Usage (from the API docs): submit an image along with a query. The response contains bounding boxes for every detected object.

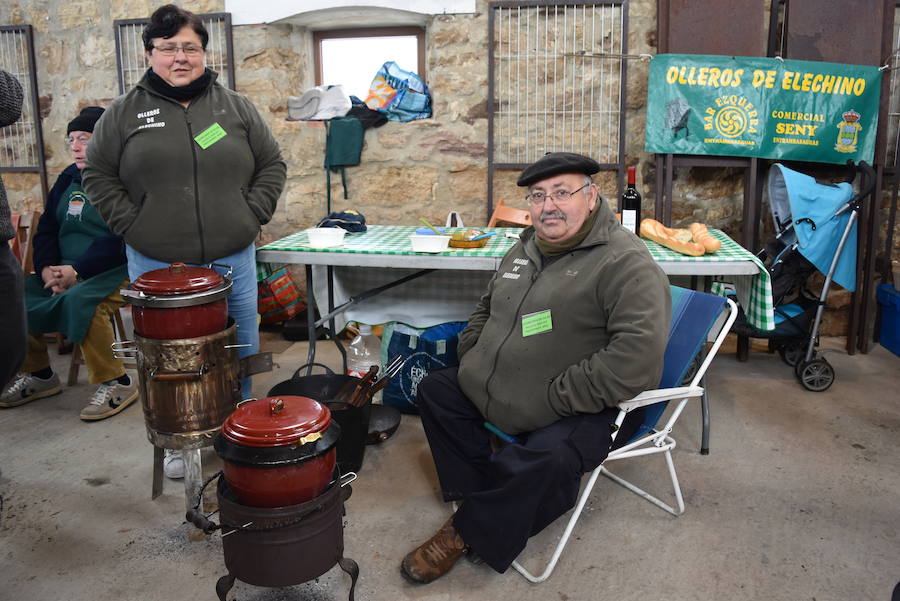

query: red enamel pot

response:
[214,395,340,508]
[124,262,231,339]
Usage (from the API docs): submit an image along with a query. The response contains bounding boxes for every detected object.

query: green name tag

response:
[521,309,553,337]
[194,123,227,149]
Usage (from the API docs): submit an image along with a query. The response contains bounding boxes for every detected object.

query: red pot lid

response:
[222,396,333,448]
[132,262,224,295]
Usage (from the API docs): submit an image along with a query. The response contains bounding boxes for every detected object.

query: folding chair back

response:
[511,285,737,583]
[487,200,532,227]
[631,286,728,441]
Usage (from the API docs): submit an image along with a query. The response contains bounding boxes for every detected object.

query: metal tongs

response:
[366,355,406,398]
[347,365,379,407]
[336,355,407,407]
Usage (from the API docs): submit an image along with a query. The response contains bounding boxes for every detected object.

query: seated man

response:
[401,152,672,583]
[0,107,137,421]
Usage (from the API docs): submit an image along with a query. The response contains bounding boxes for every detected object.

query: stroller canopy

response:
[767,164,857,292]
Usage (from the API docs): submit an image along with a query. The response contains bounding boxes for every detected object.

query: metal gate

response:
[0,25,48,202]
[488,1,628,212]
[114,13,235,94]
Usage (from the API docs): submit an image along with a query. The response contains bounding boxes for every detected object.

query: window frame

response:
[313,26,426,92]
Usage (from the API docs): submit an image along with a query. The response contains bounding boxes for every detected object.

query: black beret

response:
[67,106,105,135]
[516,152,601,187]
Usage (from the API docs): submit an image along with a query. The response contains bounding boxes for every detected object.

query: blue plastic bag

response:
[380,321,467,413]
[364,61,432,122]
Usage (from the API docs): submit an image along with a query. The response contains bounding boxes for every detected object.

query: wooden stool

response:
[68,308,136,385]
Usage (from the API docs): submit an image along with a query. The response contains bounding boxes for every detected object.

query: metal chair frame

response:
[511,293,738,583]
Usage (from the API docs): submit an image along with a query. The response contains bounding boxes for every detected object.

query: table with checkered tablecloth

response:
[643,229,775,331]
[256,225,774,331]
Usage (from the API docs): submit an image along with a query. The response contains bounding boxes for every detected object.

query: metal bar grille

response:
[0,26,39,170]
[114,13,235,95]
[489,2,627,167]
[884,3,900,169]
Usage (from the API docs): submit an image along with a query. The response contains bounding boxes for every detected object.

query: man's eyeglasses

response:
[66,135,91,146]
[153,44,204,56]
[526,183,591,206]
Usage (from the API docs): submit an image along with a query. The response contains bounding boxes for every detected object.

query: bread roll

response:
[689,222,721,253]
[639,219,705,256]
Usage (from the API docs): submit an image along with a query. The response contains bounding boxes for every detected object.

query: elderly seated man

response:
[0,107,137,421]
[401,152,672,583]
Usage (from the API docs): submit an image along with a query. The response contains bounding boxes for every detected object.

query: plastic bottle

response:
[346,324,383,402]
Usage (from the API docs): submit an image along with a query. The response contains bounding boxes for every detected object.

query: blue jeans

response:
[125,244,259,398]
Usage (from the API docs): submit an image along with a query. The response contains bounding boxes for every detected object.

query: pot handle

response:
[339,472,358,487]
[110,340,137,360]
[150,364,208,382]
[292,362,335,379]
[210,262,233,279]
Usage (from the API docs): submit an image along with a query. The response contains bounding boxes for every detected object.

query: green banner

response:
[644,54,882,164]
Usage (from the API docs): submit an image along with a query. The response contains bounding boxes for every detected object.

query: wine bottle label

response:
[622,210,638,234]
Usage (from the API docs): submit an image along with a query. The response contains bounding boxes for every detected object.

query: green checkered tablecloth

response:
[643,229,775,330]
[259,225,774,331]
[258,225,521,257]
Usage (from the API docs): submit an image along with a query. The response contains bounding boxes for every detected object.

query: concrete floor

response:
[1,330,898,601]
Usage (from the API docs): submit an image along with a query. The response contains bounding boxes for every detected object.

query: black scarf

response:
[145,67,212,102]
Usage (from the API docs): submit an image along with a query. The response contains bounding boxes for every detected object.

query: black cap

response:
[67,106,105,135]
[516,152,601,187]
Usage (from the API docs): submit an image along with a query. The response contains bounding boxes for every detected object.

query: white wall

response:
[225,0,476,25]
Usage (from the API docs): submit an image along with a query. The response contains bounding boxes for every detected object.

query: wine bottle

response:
[620,166,641,235]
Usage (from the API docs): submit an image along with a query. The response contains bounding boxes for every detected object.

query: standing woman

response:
[83,5,285,392]
[83,4,286,477]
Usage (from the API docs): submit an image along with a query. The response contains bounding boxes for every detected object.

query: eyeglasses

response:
[526,183,591,206]
[66,134,91,146]
[152,44,204,56]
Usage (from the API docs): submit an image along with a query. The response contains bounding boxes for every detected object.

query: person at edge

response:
[0,107,139,421]
[401,152,672,583]
[0,69,26,391]
[82,4,286,479]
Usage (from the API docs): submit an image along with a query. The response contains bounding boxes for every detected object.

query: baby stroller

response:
[731,160,875,392]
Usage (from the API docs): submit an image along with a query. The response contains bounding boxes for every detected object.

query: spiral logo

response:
[715,106,747,138]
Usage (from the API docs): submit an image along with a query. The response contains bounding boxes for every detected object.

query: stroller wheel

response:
[778,343,805,367]
[797,358,835,392]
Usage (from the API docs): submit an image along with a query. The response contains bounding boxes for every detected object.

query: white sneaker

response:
[164,449,185,480]
[0,373,62,408]
[80,375,139,421]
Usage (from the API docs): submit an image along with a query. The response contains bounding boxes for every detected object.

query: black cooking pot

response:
[268,364,371,474]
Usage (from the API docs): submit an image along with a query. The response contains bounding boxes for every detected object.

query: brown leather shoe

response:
[401,516,467,583]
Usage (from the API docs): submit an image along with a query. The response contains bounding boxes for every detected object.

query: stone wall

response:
[2,0,664,235]
[2,0,895,337]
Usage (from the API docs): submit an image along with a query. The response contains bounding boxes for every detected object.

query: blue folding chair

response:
[511,286,738,582]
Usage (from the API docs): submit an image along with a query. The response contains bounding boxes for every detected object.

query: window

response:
[314,27,425,99]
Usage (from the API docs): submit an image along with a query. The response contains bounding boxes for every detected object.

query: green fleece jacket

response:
[82,71,286,263]
[457,199,671,435]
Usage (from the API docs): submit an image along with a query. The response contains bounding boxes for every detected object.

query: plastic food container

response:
[449,230,489,248]
[414,227,447,235]
[410,234,450,253]
[306,227,346,248]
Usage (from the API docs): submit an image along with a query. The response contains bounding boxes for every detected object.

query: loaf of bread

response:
[639,219,705,256]
[689,222,722,253]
